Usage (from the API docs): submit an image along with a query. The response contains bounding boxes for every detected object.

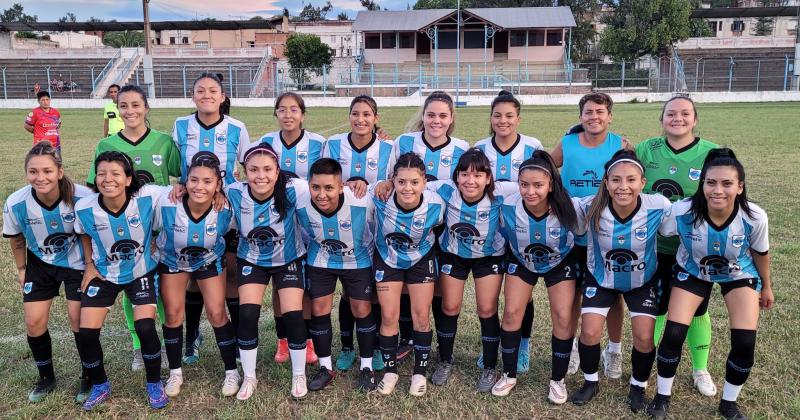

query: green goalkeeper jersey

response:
[87,128,181,187]
[636,136,718,254]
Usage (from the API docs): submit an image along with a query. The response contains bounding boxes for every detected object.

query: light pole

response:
[793,1,799,90]
[455,0,461,103]
[142,0,156,98]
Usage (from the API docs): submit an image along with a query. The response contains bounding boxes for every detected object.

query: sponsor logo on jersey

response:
[39,232,74,255]
[731,235,745,248]
[688,168,701,181]
[178,246,207,264]
[297,150,308,163]
[171,224,186,233]
[206,224,216,236]
[62,212,75,223]
[86,285,99,297]
[604,249,645,273]
[683,232,702,242]
[242,265,252,276]
[25,217,42,226]
[584,287,597,298]
[187,133,198,142]
[570,170,602,189]
[375,270,384,282]
[93,223,109,231]
[367,158,378,171]
[246,226,284,247]
[440,154,453,167]
[107,239,145,262]
[23,282,32,294]
[699,255,741,277]
[127,214,141,228]
[385,232,418,251]
[549,227,561,239]
[320,239,353,256]
[215,132,227,145]
[448,223,485,246]
[634,227,648,241]
[523,243,558,265]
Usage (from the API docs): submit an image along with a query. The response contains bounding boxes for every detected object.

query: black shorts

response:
[158,257,226,281]
[373,249,437,285]
[23,251,83,302]
[505,251,579,288]
[672,266,761,299]
[438,252,504,281]
[225,230,240,254]
[306,265,373,301]
[236,258,305,290]
[581,275,659,319]
[81,270,159,308]
[656,253,710,316]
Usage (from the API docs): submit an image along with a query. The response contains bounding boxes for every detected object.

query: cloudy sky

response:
[1,0,413,22]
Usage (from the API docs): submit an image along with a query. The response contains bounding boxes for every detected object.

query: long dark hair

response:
[94,150,143,198]
[586,150,644,231]
[25,141,75,207]
[452,148,495,201]
[689,147,753,225]
[274,92,306,130]
[193,72,229,116]
[188,152,224,194]
[242,144,290,222]
[117,84,151,128]
[489,90,521,136]
[518,150,577,232]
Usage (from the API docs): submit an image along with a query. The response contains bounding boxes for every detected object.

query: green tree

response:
[59,12,77,23]
[361,0,382,10]
[689,18,713,37]
[337,11,349,20]
[87,16,104,23]
[299,2,333,21]
[103,31,145,47]
[1,3,37,23]
[284,33,334,88]
[598,0,692,61]
[753,17,773,36]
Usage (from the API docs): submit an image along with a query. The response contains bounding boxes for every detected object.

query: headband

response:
[242,144,278,164]
[518,163,551,177]
[607,158,644,174]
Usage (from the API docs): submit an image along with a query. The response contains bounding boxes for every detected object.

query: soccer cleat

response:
[693,370,717,397]
[431,361,453,386]
[567,339,580,375]
[491,373,517,397]
[571,380,599,406]
[274,338,289,363]
[236,376,258,401]
[396,341,413,363]
[305,339,318,364]
[602,346,623,379]
[131,349,145,371]
[291,374,308,399]
[517,344,530,374]
[548,379,568,404]
[28,376,56,403]
[164,372,183,397]
[336,349,356,371]
[183,333,203,365]
[357,368,377,392]
[628,384,647,413]
[221,370,241,397]
[476,369,498,393]
[308,366,336,391]
[646,393,671,420]
[372,350,385,371]
[377,372,399,395]
[719,400,748,420]
[75,377,92,404]
[146,381,169,409]
[82,381,111,411]
[409,374,427,396]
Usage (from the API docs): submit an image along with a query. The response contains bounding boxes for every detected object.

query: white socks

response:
[722,381,743,402]
[607,341,622,354]
[360,357,372,370]
[584,372,599,382]
[319,356,333,371]
[240,348,258,378]
[290,348,306,376]
[656,375,675,396]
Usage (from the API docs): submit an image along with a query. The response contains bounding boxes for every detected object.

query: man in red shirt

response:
[24,91,62,152]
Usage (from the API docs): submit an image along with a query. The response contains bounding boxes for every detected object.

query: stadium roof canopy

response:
[690,6,800,18]
[0,18,282,32]
[352,7,576,32]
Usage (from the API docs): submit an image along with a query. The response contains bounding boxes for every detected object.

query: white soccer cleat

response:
[693,370,717,397]
[222,370,241,397]
[236,376,258,401]
[602,346,623,379]
[548,379,568,404]
[291,374,308,399]
[164,372,183,397]
[409,374,427,397]
[491,373,517,397]
[378,372,399,395]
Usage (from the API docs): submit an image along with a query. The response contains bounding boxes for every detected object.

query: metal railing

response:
[91,49,122,92]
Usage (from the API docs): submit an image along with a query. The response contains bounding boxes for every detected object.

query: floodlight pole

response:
[793,2,799,90]
[456,0,461,104]
[142,0,156,98]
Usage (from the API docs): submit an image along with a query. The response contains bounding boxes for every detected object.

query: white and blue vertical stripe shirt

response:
[172,113,250,186]
[225,180,306,267]
[475,134,543,181]
[154,195,234,272]
[3,184,93,270]
[577,194,672,292]
[660,199,768,283]
[253,130,326,179]
[74,185,172,284]
[296,185,375,269]
[372,189,445,269]
[323,132,394,184]
[500,194,582,274]
[390,131,469,181]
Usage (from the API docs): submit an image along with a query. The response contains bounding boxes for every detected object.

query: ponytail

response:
[585,150,643,231]
[25,141,75,207]
[689,147,753,225]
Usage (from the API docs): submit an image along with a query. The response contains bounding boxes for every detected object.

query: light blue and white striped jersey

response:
[253,130,326,179]
[390,131,469,181]
[475,134,543,181]
[500,194,582,274]
[74,185,171,284]
[3,184,93,270]
[323,132,394,184]
[172,113,250,186]
[296,185,375,269]
[431,180,515,259]
[577,194,671,292]
[154,195,234,272]
[373,189,445,269]
[660,199,768,283]
[225,180,306,267]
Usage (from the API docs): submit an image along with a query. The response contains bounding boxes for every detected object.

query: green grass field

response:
[0,103,798,418]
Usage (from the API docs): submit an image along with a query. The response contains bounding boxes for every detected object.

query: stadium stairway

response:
[0,57,113,99]
[130,56,264,98]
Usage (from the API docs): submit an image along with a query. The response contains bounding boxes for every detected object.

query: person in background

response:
[103,84,124,138]
[24,91,62,154]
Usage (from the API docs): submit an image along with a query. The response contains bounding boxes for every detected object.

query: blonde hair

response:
[405,90,456,136]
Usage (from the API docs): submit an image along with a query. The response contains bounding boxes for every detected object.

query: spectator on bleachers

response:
[103,84,124,137]
[24,91,62,154]
[33,82,41,95]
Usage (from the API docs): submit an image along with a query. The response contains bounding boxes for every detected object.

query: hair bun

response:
[498,90,513,97]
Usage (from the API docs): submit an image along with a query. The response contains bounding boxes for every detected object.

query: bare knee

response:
[632,326,654,352]
[501,307,523,330]
[411,309,430,331]
[476,302,498,319]
[580,325,603,345]
[552,308,573,337]
[206,306,228,328]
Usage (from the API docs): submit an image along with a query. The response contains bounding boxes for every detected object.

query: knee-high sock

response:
[184,291,204,355]
[631,347,657,388]
[238,304,261,378]
[379,334,398,373]
[656,320,689,395]
[500,328,521,378]
[283,310,308,375]
[551,335,574,381]
[338,297,355,351]
[73,331,88,378]
[79,328,107,385]
[355,313,377,359]
[28,330,54,379]
[520,300,534,339]
[212,321,238,371]
[579,341,601,381]
[479,313,501,370]
[436,313,459,363]
[225,298,240,338]
[309,314,333,359]
[162,324,183,370]
[413,330,433,375]
[134,318,163,383]
[399,294,413,344]
[687,313,712,371]
[723,329,757,402]
[371,303,381,350]
[122,294,140,350]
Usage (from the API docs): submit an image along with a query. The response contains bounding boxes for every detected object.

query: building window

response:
[347,48,352,56]
[247,41,255,48]
[382,32,396,49]
[463,30,491,48]
[436,31,456,49]
[399,32,414,48]
[509,30,526,47]
[331,35,337,43]
[365,33,380,49]
[546,30,563,46]
[529,29,545,46]
[155,37,161,44]
[732,20,745,33]
[182,37,189,44]
[169,37,175,44]
[707,21,718,35]
[195,41,208,48]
